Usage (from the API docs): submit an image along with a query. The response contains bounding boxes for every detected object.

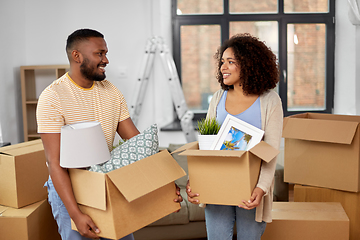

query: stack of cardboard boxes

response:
[282,113,360,240]
[0,139,61,240]
[175,114,351,240]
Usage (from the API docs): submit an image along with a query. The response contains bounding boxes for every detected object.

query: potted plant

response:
[197,118,221,150]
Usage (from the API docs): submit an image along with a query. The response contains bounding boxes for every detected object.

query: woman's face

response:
[220,47,241,87]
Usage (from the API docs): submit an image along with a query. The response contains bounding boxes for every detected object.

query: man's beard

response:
[80,58,106,81]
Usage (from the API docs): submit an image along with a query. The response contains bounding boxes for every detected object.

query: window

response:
[172,0,335,117]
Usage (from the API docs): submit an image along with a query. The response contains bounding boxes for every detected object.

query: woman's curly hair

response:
[215,33,279,95]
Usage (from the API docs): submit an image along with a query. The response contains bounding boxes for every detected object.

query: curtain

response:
[349,0,360,25]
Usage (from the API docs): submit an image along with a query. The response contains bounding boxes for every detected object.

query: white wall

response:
[334,0,357,114]
[0,0,183,148]
[0,0,26,145]
[0,0,358,148]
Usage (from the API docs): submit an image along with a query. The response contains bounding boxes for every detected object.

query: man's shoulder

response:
[96,79,116,88]
[39,74,70,98]
[95,80,122,94]
[46,74,70,89]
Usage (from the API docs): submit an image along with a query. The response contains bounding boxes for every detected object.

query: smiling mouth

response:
[223,73,230,78]
[99,66,106,72]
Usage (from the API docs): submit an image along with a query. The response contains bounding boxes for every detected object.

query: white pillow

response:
[89,124,158,173]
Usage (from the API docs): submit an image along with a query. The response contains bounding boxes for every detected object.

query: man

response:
[37,29,182,240]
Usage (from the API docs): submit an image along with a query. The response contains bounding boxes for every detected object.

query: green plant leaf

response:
[197,118,221,135]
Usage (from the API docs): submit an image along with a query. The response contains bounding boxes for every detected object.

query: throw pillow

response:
[89,124,158,173]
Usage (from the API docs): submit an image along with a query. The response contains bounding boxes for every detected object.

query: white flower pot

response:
[198,134,217,150]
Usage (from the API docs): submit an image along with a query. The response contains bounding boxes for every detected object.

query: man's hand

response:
[186,180,200,204]
[174,183,183,203]
[72,212,101,239]
[238,187,265,210]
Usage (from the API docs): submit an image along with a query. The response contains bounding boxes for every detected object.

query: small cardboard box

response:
[176,141,279,205]
[0,199,61,240]
[0,139,48,208]
[262,202,349,240]
[294,184,360,240]
[282,112,360,192]
[69,150,186,240]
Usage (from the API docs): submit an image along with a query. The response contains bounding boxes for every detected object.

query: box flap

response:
[0,139,44,156]
[69,169,107,211]
[173,141,278,161]
[178,141,248,157]
[283,117,358,144]
[107,150,186,202]
[171,141,198,154]
[179,148,247,158]
[0,206,8,216]
[248,141,280,163]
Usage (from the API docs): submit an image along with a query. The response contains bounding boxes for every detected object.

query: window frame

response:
[172,0,335,118]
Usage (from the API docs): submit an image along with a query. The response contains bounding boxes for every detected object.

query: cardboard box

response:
[262,202,349,240]
[0,199,61,240]
[69,150,186,239]
[294,184,360,240]
[176,141,279,206]
[0,139,48,208]
[283,112,360,192]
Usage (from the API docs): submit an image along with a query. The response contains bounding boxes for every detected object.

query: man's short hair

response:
[66,29,104,56]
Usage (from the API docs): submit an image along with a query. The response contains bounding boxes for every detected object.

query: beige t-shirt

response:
[36,73,130,151]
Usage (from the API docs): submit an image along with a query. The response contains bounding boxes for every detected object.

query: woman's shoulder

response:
[212,89,225,101]
[261,90,281,103]
[260,90,283,112]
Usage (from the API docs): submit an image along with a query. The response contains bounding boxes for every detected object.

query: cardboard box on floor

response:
[0,199,61,240]
[175,141,279,206]
[282,112,360,192]
[69,150,186,240]
[262,202,349,240]
[0,139,48,208]
[294,184,360,240]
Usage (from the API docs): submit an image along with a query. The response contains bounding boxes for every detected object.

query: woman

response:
[186,33,283,239]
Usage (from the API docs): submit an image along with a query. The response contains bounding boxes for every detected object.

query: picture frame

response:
[210,115,265,151]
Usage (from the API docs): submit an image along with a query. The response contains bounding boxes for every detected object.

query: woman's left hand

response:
[238,187,265,210]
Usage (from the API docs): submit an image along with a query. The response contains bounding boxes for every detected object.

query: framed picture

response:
[210,115,264,151]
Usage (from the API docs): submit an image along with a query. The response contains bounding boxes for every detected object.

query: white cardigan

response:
[206,89,283,223]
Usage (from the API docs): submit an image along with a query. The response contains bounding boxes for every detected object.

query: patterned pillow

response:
[89,124,158,173]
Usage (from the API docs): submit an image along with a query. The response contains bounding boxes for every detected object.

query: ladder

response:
[129,37,197,143]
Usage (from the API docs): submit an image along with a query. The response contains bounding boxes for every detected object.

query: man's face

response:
[78,37,109,81]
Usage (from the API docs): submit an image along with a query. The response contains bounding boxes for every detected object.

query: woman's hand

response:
[239,187,264,210]
[186,180,200,204]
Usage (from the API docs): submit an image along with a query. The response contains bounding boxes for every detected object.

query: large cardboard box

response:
[294,184,360,240]
[176,141,279,205]
[282,112,360,192]
[0,199,61,240]
[262,202,349,240]
[0,139,48,208]
[69,150,186,239]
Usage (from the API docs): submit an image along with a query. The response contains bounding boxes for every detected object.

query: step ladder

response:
[129,37,197,143]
